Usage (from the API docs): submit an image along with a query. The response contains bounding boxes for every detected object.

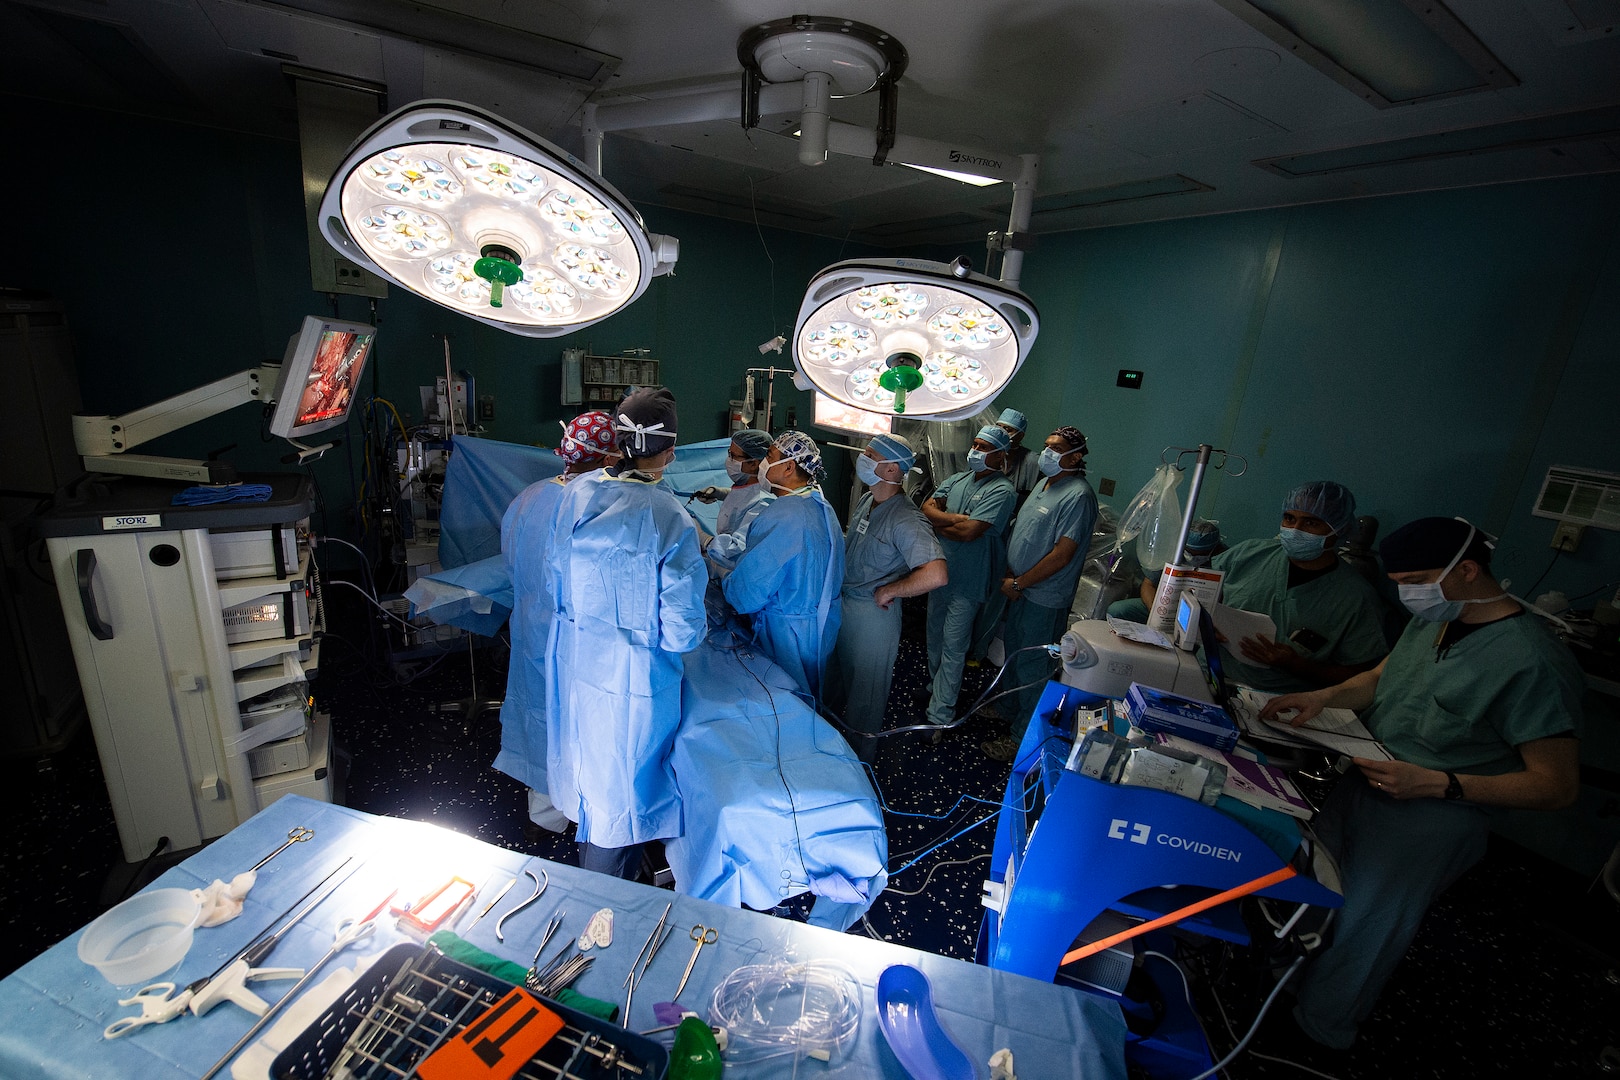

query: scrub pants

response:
[1002,598,1067,739]
[828,595,901,764]
[1106,597,1150,623]
[926,588,981,727]
[969,591,1006,662]
[1293,772,1489,1048]
[578,842,643,881]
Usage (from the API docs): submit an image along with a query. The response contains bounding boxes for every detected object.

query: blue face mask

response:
[1278,527,1329,561]
[856,456,884,488]
[1038,448,1067,476]
[966,449,988,473]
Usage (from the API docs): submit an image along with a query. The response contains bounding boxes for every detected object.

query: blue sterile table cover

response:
[0,799,1125,1079]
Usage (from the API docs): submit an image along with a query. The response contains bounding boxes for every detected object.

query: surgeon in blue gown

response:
[545,388,708,879]
[722,430,845,706]
[498,410,619,834]
[700,428,776,577]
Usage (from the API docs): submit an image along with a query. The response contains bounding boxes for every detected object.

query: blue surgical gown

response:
[545,471,708,848]
[495,474,572,800]
[722,488,845,703]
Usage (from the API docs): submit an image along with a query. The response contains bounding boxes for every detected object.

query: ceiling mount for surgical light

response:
[738,15,908,166]
[318,100,678,337]
[792,257,1039,422]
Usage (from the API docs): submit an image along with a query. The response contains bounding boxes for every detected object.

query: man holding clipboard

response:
[1258,517,1583,1052]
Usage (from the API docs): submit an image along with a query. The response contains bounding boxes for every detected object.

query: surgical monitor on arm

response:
[267,316,376,442]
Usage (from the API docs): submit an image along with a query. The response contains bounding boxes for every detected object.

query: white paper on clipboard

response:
[1229,687,1393,760]
[1211,604,1278,647]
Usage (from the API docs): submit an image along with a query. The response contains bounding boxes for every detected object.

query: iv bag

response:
[1121,464,1184,572]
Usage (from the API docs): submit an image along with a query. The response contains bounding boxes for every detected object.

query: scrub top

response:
[931,469,1017,602]
[1005,474,1098,609]
[843,492,943,599]
[1365,611,1582,774]
[1211,538,1387,693]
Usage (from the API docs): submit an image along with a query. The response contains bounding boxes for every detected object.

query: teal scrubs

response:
[722,488,845,705]
[828,492,943,762]
[1002,475,1097,735]
[1293,611,1582,1048]
[1211,539,1388,693]
[925,470,1016,726]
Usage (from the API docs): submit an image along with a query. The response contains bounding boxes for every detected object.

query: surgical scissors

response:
[674,925,718,998]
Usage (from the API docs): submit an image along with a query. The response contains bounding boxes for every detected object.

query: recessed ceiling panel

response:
[1088,92,1286,157]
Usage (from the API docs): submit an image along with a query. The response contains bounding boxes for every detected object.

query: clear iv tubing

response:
[708,960,862,1063]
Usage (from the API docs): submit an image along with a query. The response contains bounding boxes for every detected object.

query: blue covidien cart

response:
[978,682,1344,1078]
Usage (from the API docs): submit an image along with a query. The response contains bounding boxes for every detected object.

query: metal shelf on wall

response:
[583,352,657,403]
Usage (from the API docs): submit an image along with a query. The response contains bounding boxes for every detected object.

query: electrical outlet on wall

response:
[1550,522,1585,551]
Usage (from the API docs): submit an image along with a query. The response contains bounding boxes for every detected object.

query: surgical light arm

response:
[73,364,282,485]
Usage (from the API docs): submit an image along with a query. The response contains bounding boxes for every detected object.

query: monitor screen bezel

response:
[810,392,895,438]
[267,316,376,440]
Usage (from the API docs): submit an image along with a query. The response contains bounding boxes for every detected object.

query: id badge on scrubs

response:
[855,514,870,536]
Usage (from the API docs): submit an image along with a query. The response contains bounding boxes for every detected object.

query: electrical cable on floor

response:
[1185,955,1309,1080]
[882,853,991,897]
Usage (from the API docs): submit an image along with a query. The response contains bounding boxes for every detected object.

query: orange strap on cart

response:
[1060,865,1297,967]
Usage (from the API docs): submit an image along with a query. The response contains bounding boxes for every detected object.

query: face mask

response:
[1396,523,1506,622]
[1184,552,1213,569]
[1278,527,1329,562]
[763,458,798,493]
[724,458,750,483]
[967,449,988,473]
[1038,448,1069,476]
[856,456,889,488]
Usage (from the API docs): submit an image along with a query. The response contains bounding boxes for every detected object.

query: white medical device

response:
[1057,617,1214,703]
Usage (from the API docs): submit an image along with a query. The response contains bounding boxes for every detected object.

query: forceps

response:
[674,925,718,998]
[249,826,313,872]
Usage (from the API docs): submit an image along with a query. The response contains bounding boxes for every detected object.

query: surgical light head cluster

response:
[792,259,1040,421]
[320,101,678,338]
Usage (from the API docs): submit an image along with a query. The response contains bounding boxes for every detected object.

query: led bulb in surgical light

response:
[792,259,1039,421]
[319,101,678,338]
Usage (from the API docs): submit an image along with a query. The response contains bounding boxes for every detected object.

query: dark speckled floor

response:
[2,592,1617,1079]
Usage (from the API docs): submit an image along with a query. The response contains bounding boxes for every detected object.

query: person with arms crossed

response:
[921,424,1017,731]
[983,425,1097,763]
[1259,516,1581,1051]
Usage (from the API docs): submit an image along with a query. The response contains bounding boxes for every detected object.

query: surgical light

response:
[792,258,1039,421]
[319,100,678,337]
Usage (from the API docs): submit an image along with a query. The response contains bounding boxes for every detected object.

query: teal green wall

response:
[1003,176,1620,607]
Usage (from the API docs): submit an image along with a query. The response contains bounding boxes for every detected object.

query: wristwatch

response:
[1443,771,1464,801]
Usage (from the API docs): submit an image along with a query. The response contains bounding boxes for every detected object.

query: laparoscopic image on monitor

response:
[268,316,376,440]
